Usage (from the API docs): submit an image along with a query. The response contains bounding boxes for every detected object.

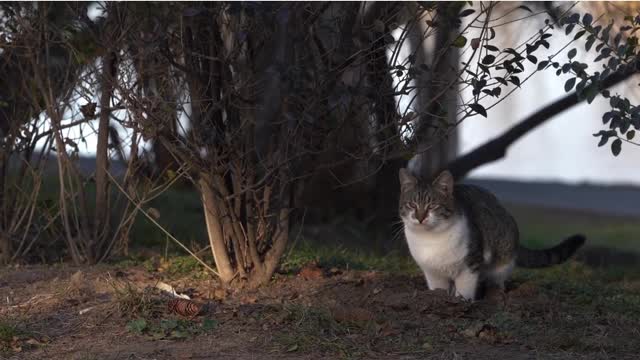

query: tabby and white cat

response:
[399,168,585,300]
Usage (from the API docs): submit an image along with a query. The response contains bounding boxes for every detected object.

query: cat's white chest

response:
[404,216,469,277]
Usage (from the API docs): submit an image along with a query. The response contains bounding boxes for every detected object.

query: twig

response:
[105,169,220,277]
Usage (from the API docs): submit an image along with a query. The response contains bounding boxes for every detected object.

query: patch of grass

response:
[507,204,640,252]
[282,239,419,275]
[126,317,218,340]
[0,322,19,343]
[0,321,32,354]
[274,304,365,357]
[160,255,205,277]
[108,279,160,318]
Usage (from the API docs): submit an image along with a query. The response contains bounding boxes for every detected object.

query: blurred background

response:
[0,2,638,280]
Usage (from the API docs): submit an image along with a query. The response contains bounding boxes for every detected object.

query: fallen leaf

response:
[299,264,324,280]
[331,306,374,323]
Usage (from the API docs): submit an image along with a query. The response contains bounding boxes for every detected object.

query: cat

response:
[399,168,585,300]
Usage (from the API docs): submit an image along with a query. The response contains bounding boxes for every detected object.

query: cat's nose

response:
[416,211,427,223]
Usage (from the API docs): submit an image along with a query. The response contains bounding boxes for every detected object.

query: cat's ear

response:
[399,168,418,190]
[433,170,454,196]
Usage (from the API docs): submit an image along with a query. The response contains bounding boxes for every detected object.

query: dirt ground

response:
[1,261,639,360]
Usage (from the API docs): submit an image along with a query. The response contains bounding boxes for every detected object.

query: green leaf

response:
[202,319,219,331]
[564,77,576,92]
[627,130,636,140]
[585,85,598,104]
[453,36,467,48]
[611,138,622,156]
[160,319,178,331]
[482,54,496,65]
[170,329,189,339]
[127,319,148,334]
[568,48,577,59]
[469,103,487,117]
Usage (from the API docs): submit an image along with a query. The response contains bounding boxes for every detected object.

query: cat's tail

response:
[516,234,586,268]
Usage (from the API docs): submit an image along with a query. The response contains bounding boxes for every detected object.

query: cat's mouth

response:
[404,216,439,230]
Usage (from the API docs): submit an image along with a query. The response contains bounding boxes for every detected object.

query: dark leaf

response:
[492,87,502,97]
[469,103,487,117]
[537,60,549,70]
[569,13,581,24]
[602,89,610,98]
[585,36,595,51]
[583,13,593,27]
[574,30,586,40]
[504,48,519,56]
[459,9,475,17]
[568,48,577,59]
[384,33,395,44]
[494,77,508,86]
[484,45,499,52]
[598,135,608,146]
[564,77,576,92]
[565,23,575,35]
[518,5,532,13]
[627,130,636,140]
[489,27,496,40]
[509,76,521,87]
[527,55,538,64]
[482,55,496,65]
[611,138,622,156]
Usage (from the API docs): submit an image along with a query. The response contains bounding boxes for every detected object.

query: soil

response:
[1,262,639,360]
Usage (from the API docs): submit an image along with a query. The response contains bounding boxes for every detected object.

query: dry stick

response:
[105,170,220,278]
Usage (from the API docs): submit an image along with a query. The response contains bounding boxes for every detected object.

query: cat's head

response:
[398,168,456,230]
